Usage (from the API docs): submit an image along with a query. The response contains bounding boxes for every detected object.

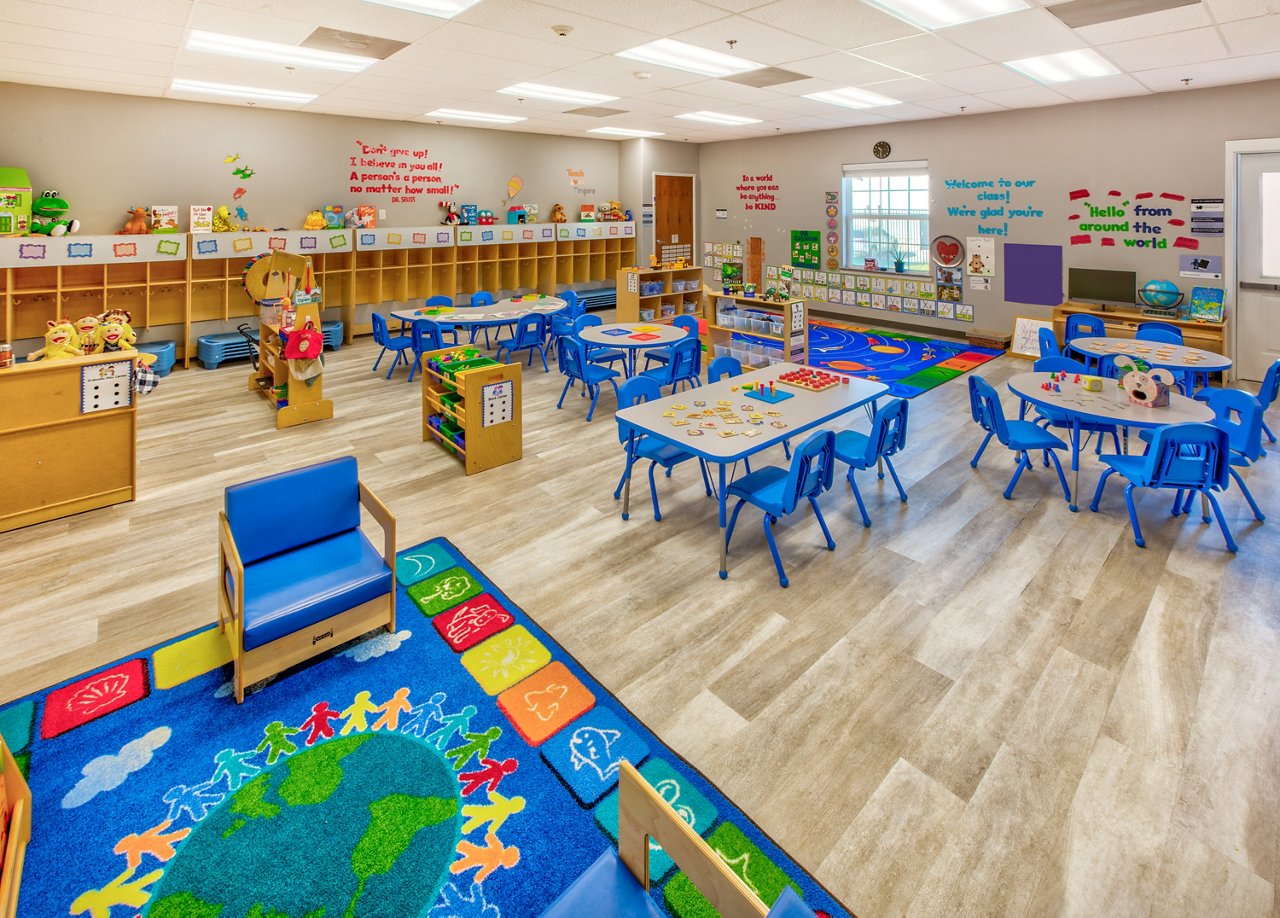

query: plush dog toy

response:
[27,319,83,361]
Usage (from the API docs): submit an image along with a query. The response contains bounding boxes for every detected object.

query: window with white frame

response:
[842,161,930,272]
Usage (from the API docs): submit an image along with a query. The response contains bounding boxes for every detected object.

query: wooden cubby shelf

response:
[420,346,522,475]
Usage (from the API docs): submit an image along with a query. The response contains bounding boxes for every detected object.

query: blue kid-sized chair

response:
[219,456,395,703]
[468,290,496,347]
[370,312,414,379]
[1255,358,1280,444]
[558,336,620,422]
[1090,423,1236,551]
[1137,321,1183,344]
[575,313,628,375]
[407,319,445,383]
[1191,387,1266,523]
[1064,313,1106,343]
[969,376,1071,501]
[724,429,838,588]
[641,315,699,372]
[707,354,743,382]
[1038,326,1061,358]
[424,294,459,345]
[495,313,549,372]
[613,377,711,521]
[834,397,908,527]
[542,760,818,918]
[639,337,700,394]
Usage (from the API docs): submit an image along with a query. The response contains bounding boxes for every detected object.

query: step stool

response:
[136,340,176,376]
[197,331,257,370]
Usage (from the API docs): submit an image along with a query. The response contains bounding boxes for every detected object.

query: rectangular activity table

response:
[616,364,888,578]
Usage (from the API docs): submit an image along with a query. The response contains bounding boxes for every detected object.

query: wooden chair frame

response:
[617,760,769,917]
[217,481,396,704]
[0,740,31,918]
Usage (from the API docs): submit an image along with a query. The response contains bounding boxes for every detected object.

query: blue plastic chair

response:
[1187,387,1266,523]
[725,429,838,588]
[707,354,743,383]
[1030,356,1122,454]
[424,294,458,345]
[575,313,628,375]
[1255,358,1280,444]
[468,291,496,347]
[969,376,1071,500]
[1137,321,1183,343]
[613,376,711,521]
[495,313,548,372]
[833,397,908,527]
[1064,313,1106,343]
[638,337,700,394]
[370,312,414,379]
[557,336,620,422]
[1038,326,1061,358]
[642,315,699,372]
[1090,423,1236,551]
[407,319,444,383]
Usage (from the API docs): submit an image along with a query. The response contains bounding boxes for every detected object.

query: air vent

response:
[1048,0,1198,28]
[564,106,629,117]
[723,67,806,88]
[301,27,409,60]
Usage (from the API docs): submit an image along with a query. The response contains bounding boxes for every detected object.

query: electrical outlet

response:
[378,209,386,220]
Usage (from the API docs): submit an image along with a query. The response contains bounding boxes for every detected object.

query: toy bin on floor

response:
[136,340,176,376]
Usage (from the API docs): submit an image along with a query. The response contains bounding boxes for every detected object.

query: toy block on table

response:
[777,368,842,391]
[744,386,794,404]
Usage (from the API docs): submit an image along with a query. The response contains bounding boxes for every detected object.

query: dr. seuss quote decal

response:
[349,140,460,203]
[1067,188,1197,250]
[944,177,1044,236]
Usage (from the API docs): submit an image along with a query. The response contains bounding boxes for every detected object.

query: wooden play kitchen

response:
[420,346,522,475]
[244,251,333,430]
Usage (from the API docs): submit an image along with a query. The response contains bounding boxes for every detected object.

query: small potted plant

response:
[888,250,909,273]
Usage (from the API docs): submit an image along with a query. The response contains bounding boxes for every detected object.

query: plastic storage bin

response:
[660,302,676,318]
[682,300,699,314]
[639,307,656,321]
[750,316,770,334]
[640,281,664,296]
[768,317,784,337]
[714,344,732,360]
[716,309,736,328]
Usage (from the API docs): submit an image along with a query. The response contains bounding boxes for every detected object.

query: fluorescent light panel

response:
[864,0,1029,28]
[675,111,763,126]
[1005,48,1118,83]
[425,107,525,123]
[170,78,316,104]
[186,30,376,72]
[588,127,665,137]
[804,86,900,109]
[617,39,764,78]
[498,82,618,105]
[362,0,484,18]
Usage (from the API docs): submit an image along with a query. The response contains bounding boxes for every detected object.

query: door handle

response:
[1240,281,1280,291]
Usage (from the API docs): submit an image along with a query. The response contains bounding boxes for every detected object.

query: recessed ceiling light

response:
[186,30,378,72]
[424,108,526,124]
[803,87,900,109]
[863,0,1029,29]
[362,0,484,18]
[675,111,763,126]
[498,82,619,105]
[1005,48,1118,83]
[588,127,665,137]
[617,39,764,78]
[170,78,317,104]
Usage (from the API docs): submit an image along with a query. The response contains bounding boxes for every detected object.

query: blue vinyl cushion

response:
[225,456,361,564]
[239,529,390,651]
[726,466,789,517]
[540,849,663,918]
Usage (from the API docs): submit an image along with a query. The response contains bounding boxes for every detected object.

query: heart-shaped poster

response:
[932,235,964,267]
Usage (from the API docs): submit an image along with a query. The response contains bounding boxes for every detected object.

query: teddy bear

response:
[550,203,567,223]
[27,319,83,361]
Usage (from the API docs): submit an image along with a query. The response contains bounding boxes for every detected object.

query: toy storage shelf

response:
[420,346,521,475]
[0,350,138,533]
[1051,300,1227,356]
[615,266,706,326]
[705,288,808,371]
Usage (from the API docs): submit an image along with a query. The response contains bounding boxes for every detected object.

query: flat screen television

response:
[1068,268,1136,309]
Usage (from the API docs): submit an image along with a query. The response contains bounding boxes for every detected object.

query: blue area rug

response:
[0,537,851,917]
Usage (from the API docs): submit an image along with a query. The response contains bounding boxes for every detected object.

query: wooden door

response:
[654,174,693,264]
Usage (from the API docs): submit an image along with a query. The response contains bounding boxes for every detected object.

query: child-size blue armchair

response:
[218,456,396,703]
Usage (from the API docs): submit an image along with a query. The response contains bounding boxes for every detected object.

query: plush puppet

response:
[95,317,157,365]
[74,314,102,354]
[27,319,82,361]
[30,190,80,236]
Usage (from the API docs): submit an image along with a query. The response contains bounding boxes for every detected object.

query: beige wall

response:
[697,79,1280,334]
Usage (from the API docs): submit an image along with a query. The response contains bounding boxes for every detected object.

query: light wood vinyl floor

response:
[2,325,1277,917]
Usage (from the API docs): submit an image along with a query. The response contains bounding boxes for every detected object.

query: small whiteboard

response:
[81,360,133,412]
[1010,316,1054,360]
[482,380,514,427]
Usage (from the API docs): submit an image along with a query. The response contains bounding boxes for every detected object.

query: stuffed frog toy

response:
[30,189,80,236]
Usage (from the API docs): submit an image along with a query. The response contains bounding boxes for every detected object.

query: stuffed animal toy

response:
[303,210,326,230]
[94,318,157,365]
[605,201,624,222]
[439,201,460,225]
[1123,368,1175,408]
[27,319,82,361]
[119,207,149,235]
[74,314,102,354]
[213,205,236,233]
[345,205,376,229]
[550,203,567,223]
[30,190,80,236]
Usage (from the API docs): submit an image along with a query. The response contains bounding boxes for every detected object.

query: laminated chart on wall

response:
[482,380,514,427]
[81,360,133,413]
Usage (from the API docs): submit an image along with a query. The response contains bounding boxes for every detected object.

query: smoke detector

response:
[551,24,573,37]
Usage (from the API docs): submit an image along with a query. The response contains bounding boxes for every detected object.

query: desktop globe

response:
[1138,279,1183,309]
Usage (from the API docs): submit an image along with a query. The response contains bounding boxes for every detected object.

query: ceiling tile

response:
[747,0,923,49]
[1049,71,1152,100]
[785,51,913,84]
[665,78,790,104]
[857,76,957,101]
[1,3,185,44]
[928,62,1036,93]
[37,0,193,24]
[1219,14,1280,55]
[200,0,445,41]
[669,14,832,66]
[1201,0,1280,22]
[1099,27,1231,71]
[1073,2,1213,43]
[978,84,1073,107]
[0,36,174,75]
[421,21,601,67]
[941,9,1084,60]
[917,94,1009,115]
[1132,49,1280,89]
[851,34,990,75]
[452,0,661,51]
[535,0,732,33]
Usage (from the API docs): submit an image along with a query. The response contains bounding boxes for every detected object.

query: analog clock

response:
[873,141,891,159]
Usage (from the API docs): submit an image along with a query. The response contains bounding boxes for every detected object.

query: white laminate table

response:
[616,363,888,577]
[578,322,688,376]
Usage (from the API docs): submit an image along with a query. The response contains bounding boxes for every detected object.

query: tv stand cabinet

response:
[1052,301,1227,357]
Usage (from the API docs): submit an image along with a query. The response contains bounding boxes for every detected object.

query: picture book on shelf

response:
[1188,286,1224,322]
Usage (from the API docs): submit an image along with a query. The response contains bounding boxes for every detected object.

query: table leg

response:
[718,463,730,580]
[622,436,633,520]
[1070,417,1082,512]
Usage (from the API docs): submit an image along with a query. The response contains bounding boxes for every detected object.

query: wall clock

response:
[873,141,891,159]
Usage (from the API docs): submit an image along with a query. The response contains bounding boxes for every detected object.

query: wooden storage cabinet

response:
[615,266,705,325]
[1052,301,1227,356]
[420,346,521,475]
[704,289,809,370]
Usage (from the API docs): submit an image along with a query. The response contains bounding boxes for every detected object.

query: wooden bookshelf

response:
[704,288,808,370]
[615,265,705,325]
[1052,300,1227,355]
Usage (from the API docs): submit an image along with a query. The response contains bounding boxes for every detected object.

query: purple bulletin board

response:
[1004,243,1063,306]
